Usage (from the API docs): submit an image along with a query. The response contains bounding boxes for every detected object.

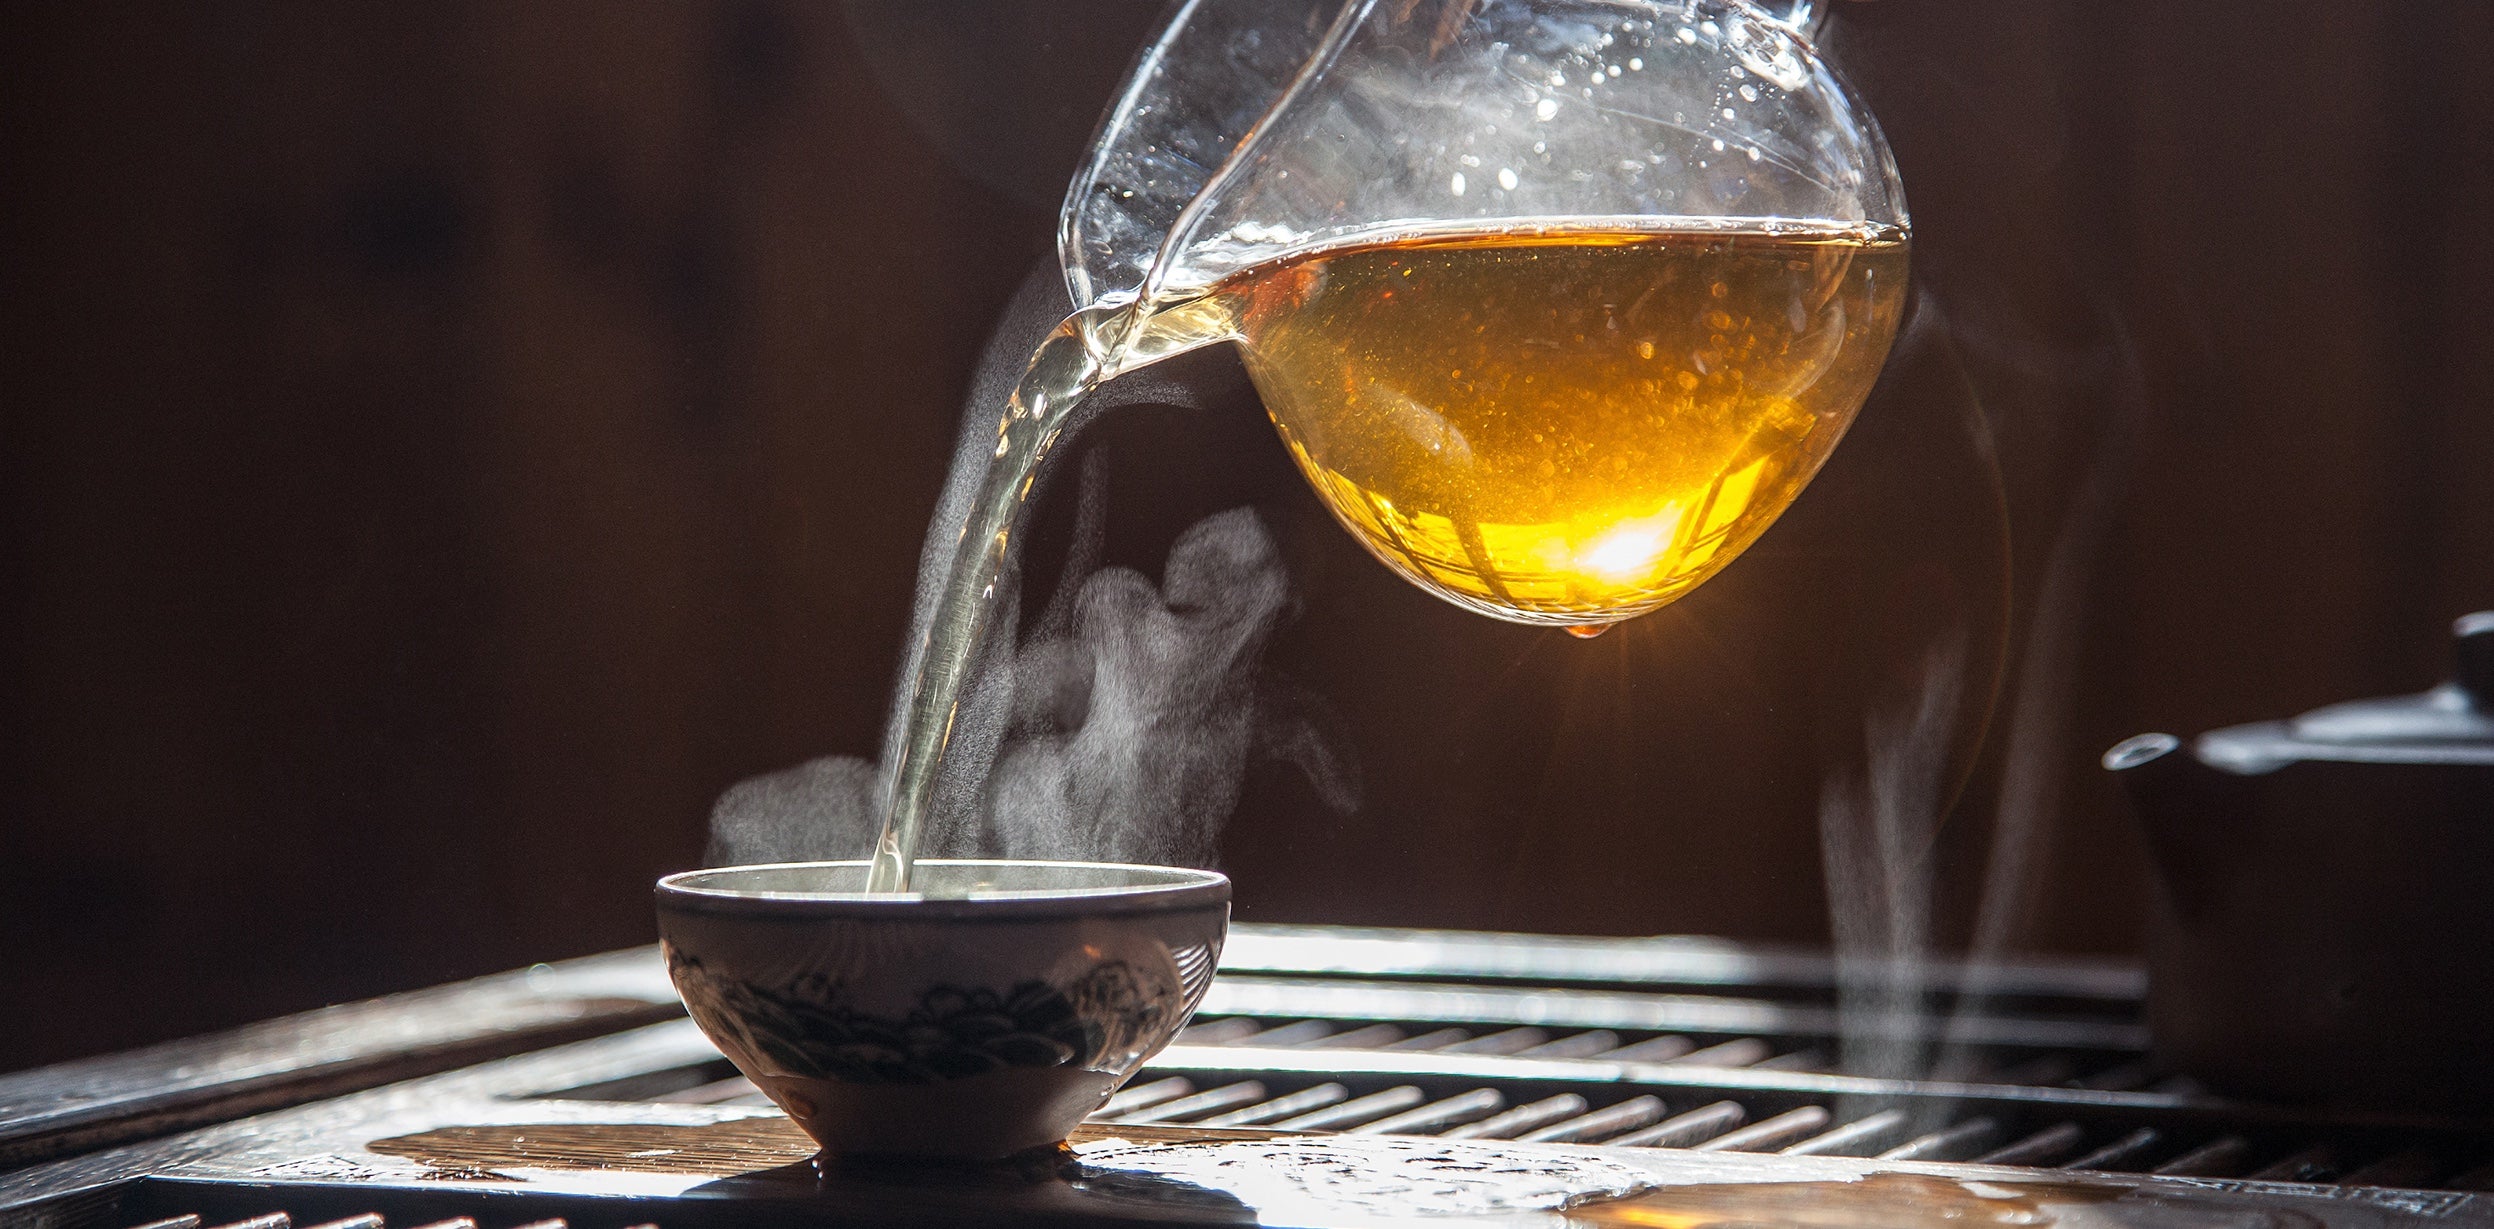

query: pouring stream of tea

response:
[867,222,1907,892]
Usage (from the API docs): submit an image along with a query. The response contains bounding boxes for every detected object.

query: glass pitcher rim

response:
[1058,0,1885,314]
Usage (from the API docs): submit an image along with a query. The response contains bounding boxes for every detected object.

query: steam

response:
[1818,270,2148,1095]
[708,756,881,870]
[709,479,1355,870]
[1818,629,1967,1103]
[707,255,1355,872]
[982,507,1327,862]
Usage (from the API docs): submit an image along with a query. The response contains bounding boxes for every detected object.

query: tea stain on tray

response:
[370,1119,820,1177]
[1567,1171,2125,1228]
[365,1119,1292,1181]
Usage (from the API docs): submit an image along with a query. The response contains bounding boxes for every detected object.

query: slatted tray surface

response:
[556,926,2494,1191]
[568,1011,2494,1190]
[7,925,2493,1227]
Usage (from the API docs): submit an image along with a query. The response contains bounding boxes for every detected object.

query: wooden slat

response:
[1220,925,2146,1002]
[0,946,679,1167]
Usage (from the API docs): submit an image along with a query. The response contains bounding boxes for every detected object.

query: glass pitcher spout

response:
[1766,0,1833,41]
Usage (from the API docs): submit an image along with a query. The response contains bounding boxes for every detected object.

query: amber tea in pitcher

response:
[1215,222,1907,624]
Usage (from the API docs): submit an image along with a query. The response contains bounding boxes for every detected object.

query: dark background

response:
[4,1,2490,1073]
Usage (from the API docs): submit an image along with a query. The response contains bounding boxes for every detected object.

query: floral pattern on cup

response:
[667,947,1179,1086]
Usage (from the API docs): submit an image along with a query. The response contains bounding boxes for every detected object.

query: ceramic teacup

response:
[655,859,1229,1160]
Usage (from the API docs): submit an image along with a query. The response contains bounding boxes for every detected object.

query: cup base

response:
[756,1066,1126,1161]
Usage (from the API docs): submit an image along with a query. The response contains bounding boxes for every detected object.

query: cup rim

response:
[655,858,1231,919]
